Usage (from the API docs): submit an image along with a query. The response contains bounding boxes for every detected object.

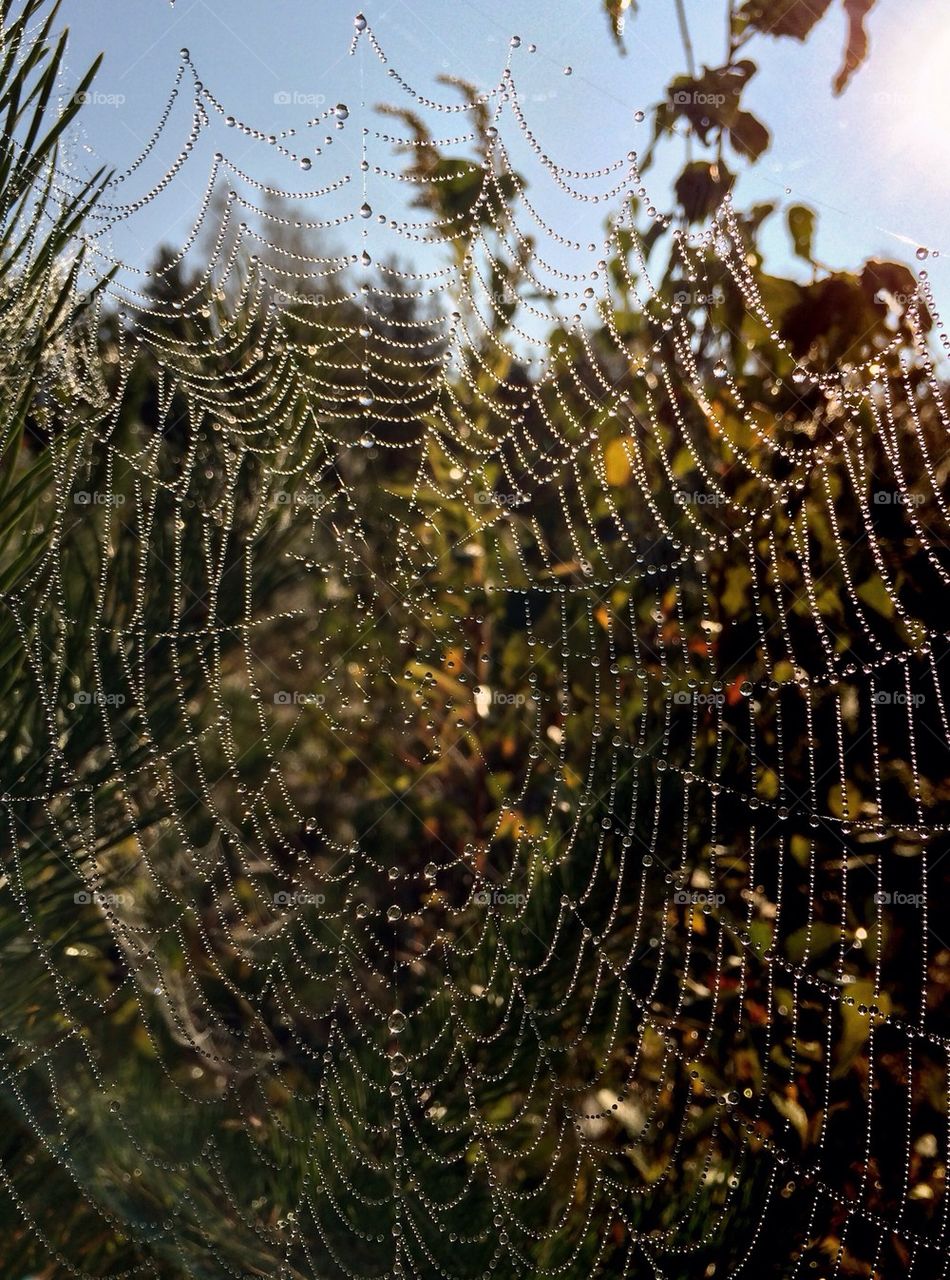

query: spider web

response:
[1,8,949,1279]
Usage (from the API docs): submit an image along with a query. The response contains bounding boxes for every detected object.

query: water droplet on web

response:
[359,202,372,219]
[916,246,929,261]
[355,12,367,31]
[388,1009,407,1034]
[563,65,573,76]
[510,35,521,48]
[335,103,349,121]
[713,361,727,378]
[300,157,312,171]
[634,110,645,122]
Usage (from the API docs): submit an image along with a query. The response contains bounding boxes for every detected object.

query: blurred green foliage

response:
[0,2,946,1278]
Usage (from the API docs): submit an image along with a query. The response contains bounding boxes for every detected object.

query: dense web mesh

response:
[1,6,949,1278]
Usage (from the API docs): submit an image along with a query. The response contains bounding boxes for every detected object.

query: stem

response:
[674,0,697,79]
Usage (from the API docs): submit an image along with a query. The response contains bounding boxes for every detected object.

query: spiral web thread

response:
[2,9,950,1279]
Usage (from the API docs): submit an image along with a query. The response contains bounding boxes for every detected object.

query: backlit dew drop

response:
[388,1009,407,1034]
[389,1052,407,1076]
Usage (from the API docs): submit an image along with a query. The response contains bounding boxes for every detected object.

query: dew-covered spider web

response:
[2,6,950,1279]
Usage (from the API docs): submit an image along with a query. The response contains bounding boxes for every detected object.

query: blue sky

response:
[56,0,948,315]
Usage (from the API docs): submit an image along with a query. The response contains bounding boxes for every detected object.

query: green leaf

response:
[856,575,895,619]
[674,160,735,223]
[739,0,834,41]
[787,204,816,263]
[729,110,770,160]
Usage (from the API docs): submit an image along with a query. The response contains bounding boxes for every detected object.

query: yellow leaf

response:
[604,437,633,486]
